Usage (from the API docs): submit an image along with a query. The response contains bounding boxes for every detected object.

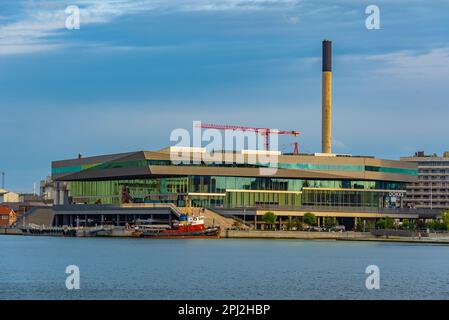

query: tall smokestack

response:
[322,40,332,154]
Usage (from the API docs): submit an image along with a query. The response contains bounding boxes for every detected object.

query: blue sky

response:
[1,0,449,192]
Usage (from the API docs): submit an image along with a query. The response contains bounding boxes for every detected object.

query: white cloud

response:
[284,15,300,24]
[335,47,449,81]
[0,0,300,55]
[367,48,449,80]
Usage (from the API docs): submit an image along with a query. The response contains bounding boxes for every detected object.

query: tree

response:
[263,212,277,230]
[285,218,304,231]
[442,210,449,230]
[294,219,304,231]
[324,217,337,229]
[402,219,410,230]
[355,218,365,232]
[426,220,446,231]
[303,212,316,226]
[376,217,394,230]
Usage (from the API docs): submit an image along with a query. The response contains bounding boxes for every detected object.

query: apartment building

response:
[401,151,449,209]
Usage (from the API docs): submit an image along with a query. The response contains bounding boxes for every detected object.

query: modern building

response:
[49,147,423,229]
[52,149,417,208]
[401,151,449,210]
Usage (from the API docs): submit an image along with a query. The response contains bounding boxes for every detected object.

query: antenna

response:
[1,172,4,189]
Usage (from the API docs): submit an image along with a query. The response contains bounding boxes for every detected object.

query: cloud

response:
[335,47,449,82]
[284,15,300,24]
[367,47,449,80]
[0,0,301,55]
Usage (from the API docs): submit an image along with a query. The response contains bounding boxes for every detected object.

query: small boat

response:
[139,214,220,239]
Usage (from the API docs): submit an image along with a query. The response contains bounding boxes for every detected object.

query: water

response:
[1,235,449,300]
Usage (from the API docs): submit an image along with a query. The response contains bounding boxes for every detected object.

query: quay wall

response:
[223,230,372,240]
[0,228,22,235]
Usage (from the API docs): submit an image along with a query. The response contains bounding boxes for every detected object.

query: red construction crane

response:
[197,123,299,151]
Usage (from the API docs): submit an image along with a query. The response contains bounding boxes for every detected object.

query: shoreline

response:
[3,227,449,245]
[222,230,449,245]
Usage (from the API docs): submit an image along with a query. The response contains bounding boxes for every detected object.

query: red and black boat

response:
[138,214,220,238]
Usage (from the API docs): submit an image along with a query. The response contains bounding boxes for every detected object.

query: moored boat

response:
[139,214,220,238]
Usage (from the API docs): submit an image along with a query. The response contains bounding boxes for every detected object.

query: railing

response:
[54,203,183,217]
[217,205,441,217]
[371,229,427,237]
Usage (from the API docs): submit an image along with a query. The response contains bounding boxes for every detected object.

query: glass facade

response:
[68,176,406,209]
[302,189,389,208]
[53,160,418,176]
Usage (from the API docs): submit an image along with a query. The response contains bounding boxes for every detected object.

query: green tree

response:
[442,210,449,230]
[324,217,337,229]
[376,217,394,230]
[286,218,294,231]
[402,219,410,230]
[355,218,365,232]
[286,217,302,231]
[263,212,277,230]
[426,220,446,231]
[376,219,386,230]
[303,212,316,226]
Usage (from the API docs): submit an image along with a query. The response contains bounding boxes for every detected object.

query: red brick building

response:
[0,206,16,227]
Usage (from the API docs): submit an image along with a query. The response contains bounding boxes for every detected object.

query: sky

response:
[1,0,449,192]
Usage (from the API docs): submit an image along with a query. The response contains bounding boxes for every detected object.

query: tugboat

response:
[139,214,220,239]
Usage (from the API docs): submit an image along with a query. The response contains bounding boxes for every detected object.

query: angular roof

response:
[0,205,14,214]
[51,148,418,183]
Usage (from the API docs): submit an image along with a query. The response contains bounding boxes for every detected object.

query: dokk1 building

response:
[50,147,422,229]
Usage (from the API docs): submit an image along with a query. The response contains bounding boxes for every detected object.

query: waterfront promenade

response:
[3,226,449,244]
[223,230,449,244]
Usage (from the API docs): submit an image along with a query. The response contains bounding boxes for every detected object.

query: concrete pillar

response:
[101,214,104,226]
[59,190,65,205]
[116,214,120,226]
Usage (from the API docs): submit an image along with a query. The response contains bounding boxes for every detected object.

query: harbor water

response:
[1,235,449,300]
